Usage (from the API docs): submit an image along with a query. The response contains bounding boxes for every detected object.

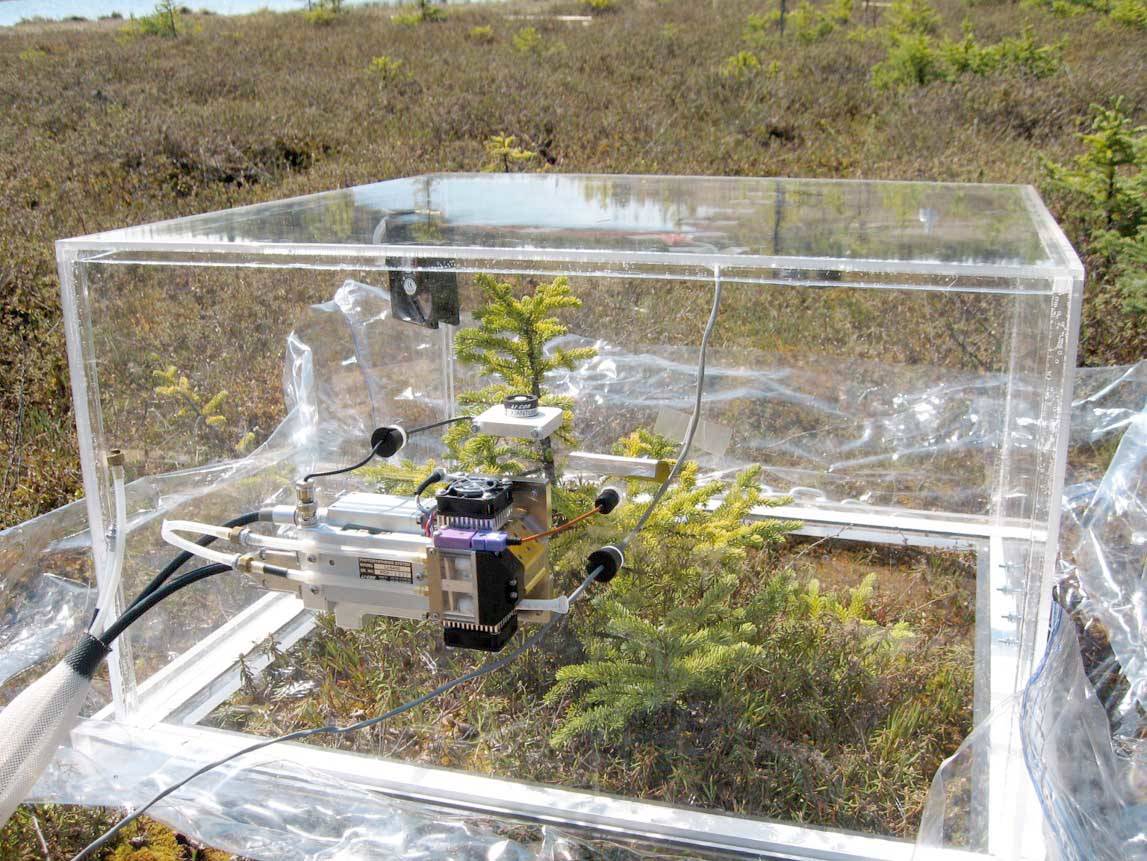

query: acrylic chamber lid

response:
[59,173,1082,283]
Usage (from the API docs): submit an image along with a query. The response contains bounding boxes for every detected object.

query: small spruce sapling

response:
[153,364,257,455]
[546,458,799,746]
[444,274,596,481]
[483,134,537,172]
[1043,100,1147,312]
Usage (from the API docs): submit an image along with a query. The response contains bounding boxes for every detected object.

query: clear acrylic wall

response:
[55,174,1083,846]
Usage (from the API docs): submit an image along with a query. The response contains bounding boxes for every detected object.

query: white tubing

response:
[238,531,313,553]
[90,465,127,637]
[160,520,241,568]
[0,659,95,826]
[516,596,570,615]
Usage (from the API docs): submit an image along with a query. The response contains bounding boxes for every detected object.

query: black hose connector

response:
[586,544,624,584]
[594,487,621,515]
[414,468,446,497]
[64,633,111,680]
[369,425,407,458]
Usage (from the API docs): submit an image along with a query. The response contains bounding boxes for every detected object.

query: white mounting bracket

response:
[472,403,563,441]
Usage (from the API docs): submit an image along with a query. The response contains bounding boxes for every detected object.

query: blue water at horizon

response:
[1,0,497,27]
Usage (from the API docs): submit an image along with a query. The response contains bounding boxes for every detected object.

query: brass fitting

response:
[295,478,318,527]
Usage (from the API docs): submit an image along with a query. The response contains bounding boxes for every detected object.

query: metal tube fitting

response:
[295,479,318,527]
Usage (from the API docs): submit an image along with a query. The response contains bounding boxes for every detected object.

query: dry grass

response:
[203,538,974,839]
[0,0,1145,528]
[0,0,1144,855]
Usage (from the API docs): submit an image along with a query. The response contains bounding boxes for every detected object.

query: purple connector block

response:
[433,528,512,553]
[471,531,512,552]
[434,527,476,551]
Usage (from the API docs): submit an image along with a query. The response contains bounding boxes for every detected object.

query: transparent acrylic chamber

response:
[56,174,1083,860]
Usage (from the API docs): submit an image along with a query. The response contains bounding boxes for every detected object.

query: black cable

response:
[71,564,603,861]
[414,468,446,514]
[100,563,231,645]
[407,415,472,435]
[303,439,387,483]
[303,418,470,484]
[123,512,262,614]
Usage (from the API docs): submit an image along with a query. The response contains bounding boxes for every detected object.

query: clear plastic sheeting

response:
[34,723,564,861]
[0,572,90,691]
[564,346,1146,512]
[2,365,1144,861]
[289,275,1146,515]
[0,499,99,700]
[918,387,1147,861]
[1060,409,1147,703]
[35,722,734,860]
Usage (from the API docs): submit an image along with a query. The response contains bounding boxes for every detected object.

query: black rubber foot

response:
[586,545,624,583]
[594,487,621,515]
[369,425,407,458]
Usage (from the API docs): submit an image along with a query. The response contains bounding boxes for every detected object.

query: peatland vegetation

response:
[0,0,1144,856]
[1,0,1145,528]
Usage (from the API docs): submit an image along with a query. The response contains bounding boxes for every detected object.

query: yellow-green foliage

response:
[790,0,852,43]
[614,427,678,460]
[368,54,407,83]
[109,818,232,861]
[122,0,183,37]
[1043,100,1147,312]
[512,26,543,54]
[467,24,495,42]
[582,0,617,10]
[18,46,49,62]
[1111,0,1147,27]
[873,25,1062,88]
[1024,0,1146,27]
[153,364,256,453]
[883,0,940,35]
[742,12,773,47]
[720,50,761,80]
[303,0,342,26]
[393,0,445,25]
[482,133,536,172]
[360,457,444,495]
[444,275,596,474]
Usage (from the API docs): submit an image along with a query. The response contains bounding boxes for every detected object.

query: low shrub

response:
[790,0,852,42]
[393,0,445,25]
[303,0,341,26]
[467,24,495,42]
[368,54,407,83]
[720,49,762,80]
[1110,0,1147,27]
[121,0,183,37]
[873,26,1063,88]
[511,25,543,54]
[1025,0,1146,27]
[883,0,940,35]
[1043,100,1147,313]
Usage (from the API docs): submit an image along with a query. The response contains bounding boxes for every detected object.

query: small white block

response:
[473,404,564,440]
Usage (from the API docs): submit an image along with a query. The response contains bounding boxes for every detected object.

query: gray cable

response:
[620,273,722,549]
[71,566,603,861]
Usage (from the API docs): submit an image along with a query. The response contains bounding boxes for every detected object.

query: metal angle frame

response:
[83,504,1038,861]
[66,716,982,861]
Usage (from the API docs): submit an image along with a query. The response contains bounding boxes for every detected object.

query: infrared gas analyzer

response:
[161,394,624,652]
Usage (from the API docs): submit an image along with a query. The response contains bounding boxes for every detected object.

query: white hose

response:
[89,464,127,638]
[160,520,241,568]
[237,530,312,553]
